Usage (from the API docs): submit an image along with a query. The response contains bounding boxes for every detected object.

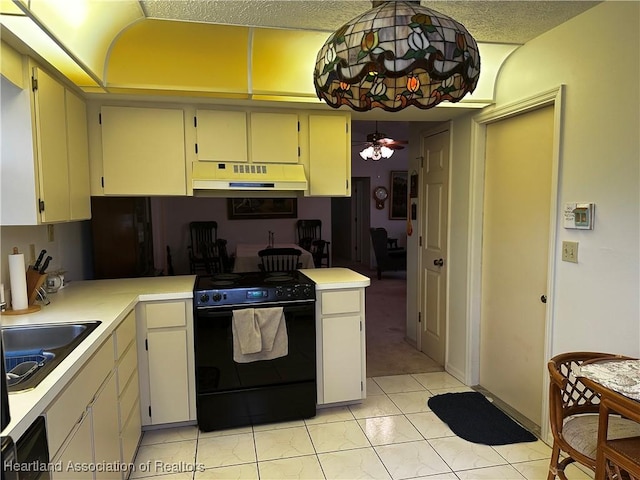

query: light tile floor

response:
[130,372,593,480]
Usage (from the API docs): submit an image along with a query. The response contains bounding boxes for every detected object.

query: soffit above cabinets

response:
[0,0,143,89]
[1,1,526,120]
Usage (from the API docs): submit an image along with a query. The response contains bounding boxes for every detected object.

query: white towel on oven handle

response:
[232,308,262,354]
[233,307,288,363]
[255,307,284,352]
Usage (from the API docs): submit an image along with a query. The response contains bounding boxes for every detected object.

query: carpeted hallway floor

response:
[332,259,443,378]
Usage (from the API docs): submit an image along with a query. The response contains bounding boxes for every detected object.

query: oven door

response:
[194,302,316,393]
[194,301,317,430]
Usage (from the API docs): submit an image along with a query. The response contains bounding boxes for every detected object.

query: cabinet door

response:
[101,106,186,195]
[309,114,351,196]
[52,411,94,480]
[33,66,70,222]
[147,329,190,424]
[321,314,363,404]
[196,109,248,162]
[91,373,121,480]
[250,112,299,163]
[66,89,91,220]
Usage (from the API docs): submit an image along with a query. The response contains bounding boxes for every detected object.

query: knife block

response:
[26,269,47,305]
[1,270,45,315]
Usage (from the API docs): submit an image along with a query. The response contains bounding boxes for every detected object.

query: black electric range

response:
[193,270,317,431]
[194,271,315,309]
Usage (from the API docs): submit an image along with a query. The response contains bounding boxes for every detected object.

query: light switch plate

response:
[562,241,578,263]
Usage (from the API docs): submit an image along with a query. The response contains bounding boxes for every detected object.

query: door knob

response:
[540,295,547,304]
[433,258,444,267]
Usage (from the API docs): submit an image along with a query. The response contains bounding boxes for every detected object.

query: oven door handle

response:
[196,303,314,318]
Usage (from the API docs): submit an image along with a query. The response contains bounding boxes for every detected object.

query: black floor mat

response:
[427,391,537,445]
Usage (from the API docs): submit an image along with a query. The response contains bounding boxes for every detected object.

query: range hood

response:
[192,162,308,191]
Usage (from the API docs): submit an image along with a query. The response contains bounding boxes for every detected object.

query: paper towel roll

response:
[9,252,28,310]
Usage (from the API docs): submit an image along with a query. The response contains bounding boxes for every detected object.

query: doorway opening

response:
[332,178,440,378]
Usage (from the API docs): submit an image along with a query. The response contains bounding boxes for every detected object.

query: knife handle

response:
[39,256,52,274]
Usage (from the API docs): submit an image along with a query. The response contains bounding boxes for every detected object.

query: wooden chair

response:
[547,352,639,480]
[258,248,302,272]
[188,221,218,274]
[369,228,406,279]
[296,219,330,267]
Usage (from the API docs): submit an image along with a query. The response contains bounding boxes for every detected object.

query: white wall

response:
[0,222,93,304]
[490,1,639,357]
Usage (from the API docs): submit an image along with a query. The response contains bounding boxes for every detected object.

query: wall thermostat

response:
[563,202,595,230]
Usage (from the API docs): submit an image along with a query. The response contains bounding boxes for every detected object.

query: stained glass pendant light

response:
[313,1,481,112]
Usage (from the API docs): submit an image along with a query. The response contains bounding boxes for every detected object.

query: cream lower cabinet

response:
[47,309,141,480]
[53,411,93,479]
[47,336,118,480]
[316,288,366,405]
[114,310,141,467]
[137,299,196,426]
[91,374,121,480]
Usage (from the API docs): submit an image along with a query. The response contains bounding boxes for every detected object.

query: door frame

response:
[466,85,565,443]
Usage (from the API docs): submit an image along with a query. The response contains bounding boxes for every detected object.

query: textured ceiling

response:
[139,0,601,45]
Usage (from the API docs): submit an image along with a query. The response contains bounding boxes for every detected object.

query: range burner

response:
[195,270,315,308]
[213,273,241,281]
[265,275,294,283]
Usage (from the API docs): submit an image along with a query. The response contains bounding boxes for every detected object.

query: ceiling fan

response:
[354,122,408,161]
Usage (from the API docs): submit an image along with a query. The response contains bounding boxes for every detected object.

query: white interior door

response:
[479,105,554,427]
[419,130,449,365]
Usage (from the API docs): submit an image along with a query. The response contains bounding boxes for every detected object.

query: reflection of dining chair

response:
[216,239,235,273]
[258,248,302,272]
[200,241,223,274]
[296,219,330,267]
[369,228,406,279]
[188,221,218,273]
[547,352,640,480]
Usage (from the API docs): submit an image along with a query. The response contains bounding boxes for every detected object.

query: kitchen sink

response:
[2,321,101,392]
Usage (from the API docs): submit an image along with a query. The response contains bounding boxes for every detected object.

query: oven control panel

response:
[196,285,315,307]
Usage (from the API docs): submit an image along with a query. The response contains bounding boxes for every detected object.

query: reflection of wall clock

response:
[373,186,388,209]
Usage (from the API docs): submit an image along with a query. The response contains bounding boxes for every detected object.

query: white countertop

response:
[300,267,371,290]
[1,275,196,441]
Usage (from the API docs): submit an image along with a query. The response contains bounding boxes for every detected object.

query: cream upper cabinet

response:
[308,114,351,196]
[250,112,299,164]
[195,109,248,162]
[66,89,91,220]
[0,65,91,225]
[100,106,186,195]
[194,110,299,164]
[33,66,70,223]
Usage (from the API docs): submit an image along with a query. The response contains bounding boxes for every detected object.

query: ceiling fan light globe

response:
[381,146,394,158]
[360,146,374,160]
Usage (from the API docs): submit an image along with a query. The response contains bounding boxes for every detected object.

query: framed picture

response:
[389,171,408,220]
[227,198,298,219]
